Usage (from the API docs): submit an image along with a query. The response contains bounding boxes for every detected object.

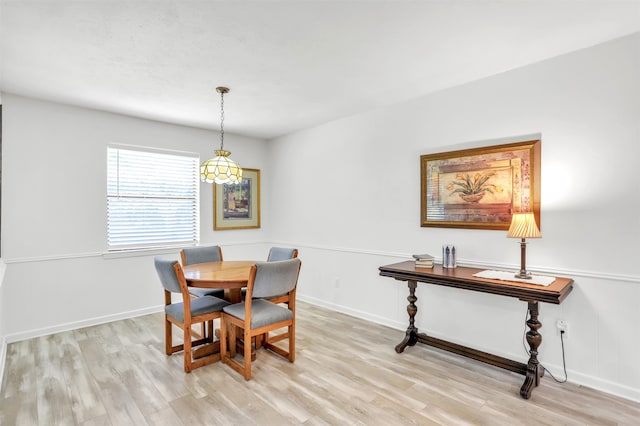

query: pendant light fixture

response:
[200,86,243,184]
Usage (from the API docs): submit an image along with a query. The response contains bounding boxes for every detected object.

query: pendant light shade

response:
[201,87,242,184]
[200,150,243,184]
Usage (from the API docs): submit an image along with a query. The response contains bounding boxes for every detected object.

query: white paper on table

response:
[473,270,555,286]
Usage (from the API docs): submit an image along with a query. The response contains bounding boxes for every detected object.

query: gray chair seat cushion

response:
[189,287,225,299]
[165,296,230,322]
[223,299,293,329]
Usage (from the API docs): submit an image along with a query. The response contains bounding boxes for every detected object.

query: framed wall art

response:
[420,140,540,230]
[214,168,261,230]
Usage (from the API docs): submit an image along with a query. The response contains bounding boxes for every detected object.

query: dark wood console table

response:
[379,261,573,399]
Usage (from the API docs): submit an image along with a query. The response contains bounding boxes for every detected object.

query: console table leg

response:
[520,301,543,399]
[396,280,419,353]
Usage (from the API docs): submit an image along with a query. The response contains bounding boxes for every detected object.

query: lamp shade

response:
[200,150,243,184]
[507,212,541,239]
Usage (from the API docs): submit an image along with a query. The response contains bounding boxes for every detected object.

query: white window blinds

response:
[107,145,199,250]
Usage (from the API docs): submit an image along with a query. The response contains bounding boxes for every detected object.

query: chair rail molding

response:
[273,241,640,284]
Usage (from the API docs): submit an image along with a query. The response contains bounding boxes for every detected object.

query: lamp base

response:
[514,272,533,279]
[515,238,532,279]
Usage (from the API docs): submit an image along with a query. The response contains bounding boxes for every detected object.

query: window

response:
[107,145,199,250]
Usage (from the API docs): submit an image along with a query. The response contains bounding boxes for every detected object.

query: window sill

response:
[102,245,194,260]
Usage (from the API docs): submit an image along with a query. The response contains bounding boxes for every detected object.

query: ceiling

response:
[1,1,639,140]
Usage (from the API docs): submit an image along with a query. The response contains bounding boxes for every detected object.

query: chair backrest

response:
[181,245,223,266]
[267,247,298,262]
[154,257,183,294]
[251,258,301,299]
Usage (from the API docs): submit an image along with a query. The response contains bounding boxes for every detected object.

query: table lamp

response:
[507,212,541,279]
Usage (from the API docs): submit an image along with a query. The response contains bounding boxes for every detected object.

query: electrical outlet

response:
[333,277,340,288]
[556,320,569,338]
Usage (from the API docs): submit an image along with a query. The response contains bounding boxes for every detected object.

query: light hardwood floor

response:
[1,301,638,425]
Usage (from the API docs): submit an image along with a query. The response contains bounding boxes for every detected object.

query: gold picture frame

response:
[420,140,540,230]
[214,168,261,230]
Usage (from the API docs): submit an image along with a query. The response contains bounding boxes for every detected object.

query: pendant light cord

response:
[219,90,225,151]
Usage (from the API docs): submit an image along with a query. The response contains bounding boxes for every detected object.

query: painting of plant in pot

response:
[420,140,540,230]
[444,171,510,204]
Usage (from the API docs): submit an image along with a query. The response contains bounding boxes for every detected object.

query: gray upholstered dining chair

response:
[180,245,225,299]
[154,257,230,373]
[220,258,301,380]
[180,245,226,339]
[266,247,299,263]
[264,247,298,304]
[242,247,299,301]
[254,247,299,348]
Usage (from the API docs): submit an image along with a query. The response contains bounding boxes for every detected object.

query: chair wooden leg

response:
[229,325,237,358]
[184,324,192,373]
[207,320,214,342]
[220,316,228,361]
[289,323,295,362]
[243,327,252,380]
[165,317,172,355]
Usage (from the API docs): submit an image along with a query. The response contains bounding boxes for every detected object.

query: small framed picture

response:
[213,168,261,230]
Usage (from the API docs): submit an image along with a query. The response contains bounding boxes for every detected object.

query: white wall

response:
[0,97,6,381]
[268,33,640,401]
[0,34,638,403]
[0,95,270,339]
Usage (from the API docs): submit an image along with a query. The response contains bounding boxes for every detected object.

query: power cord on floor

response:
[522,307,568,383]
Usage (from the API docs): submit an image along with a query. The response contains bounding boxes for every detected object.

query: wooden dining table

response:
[182,260,256,303]
[182,260,256,359]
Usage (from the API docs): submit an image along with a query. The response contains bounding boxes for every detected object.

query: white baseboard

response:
[298,295,640,404]
[298,294,407,332]
[561,368,640,403]
[5,305,164,344]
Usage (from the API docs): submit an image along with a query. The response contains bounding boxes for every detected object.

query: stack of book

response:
[412,253,434,268]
